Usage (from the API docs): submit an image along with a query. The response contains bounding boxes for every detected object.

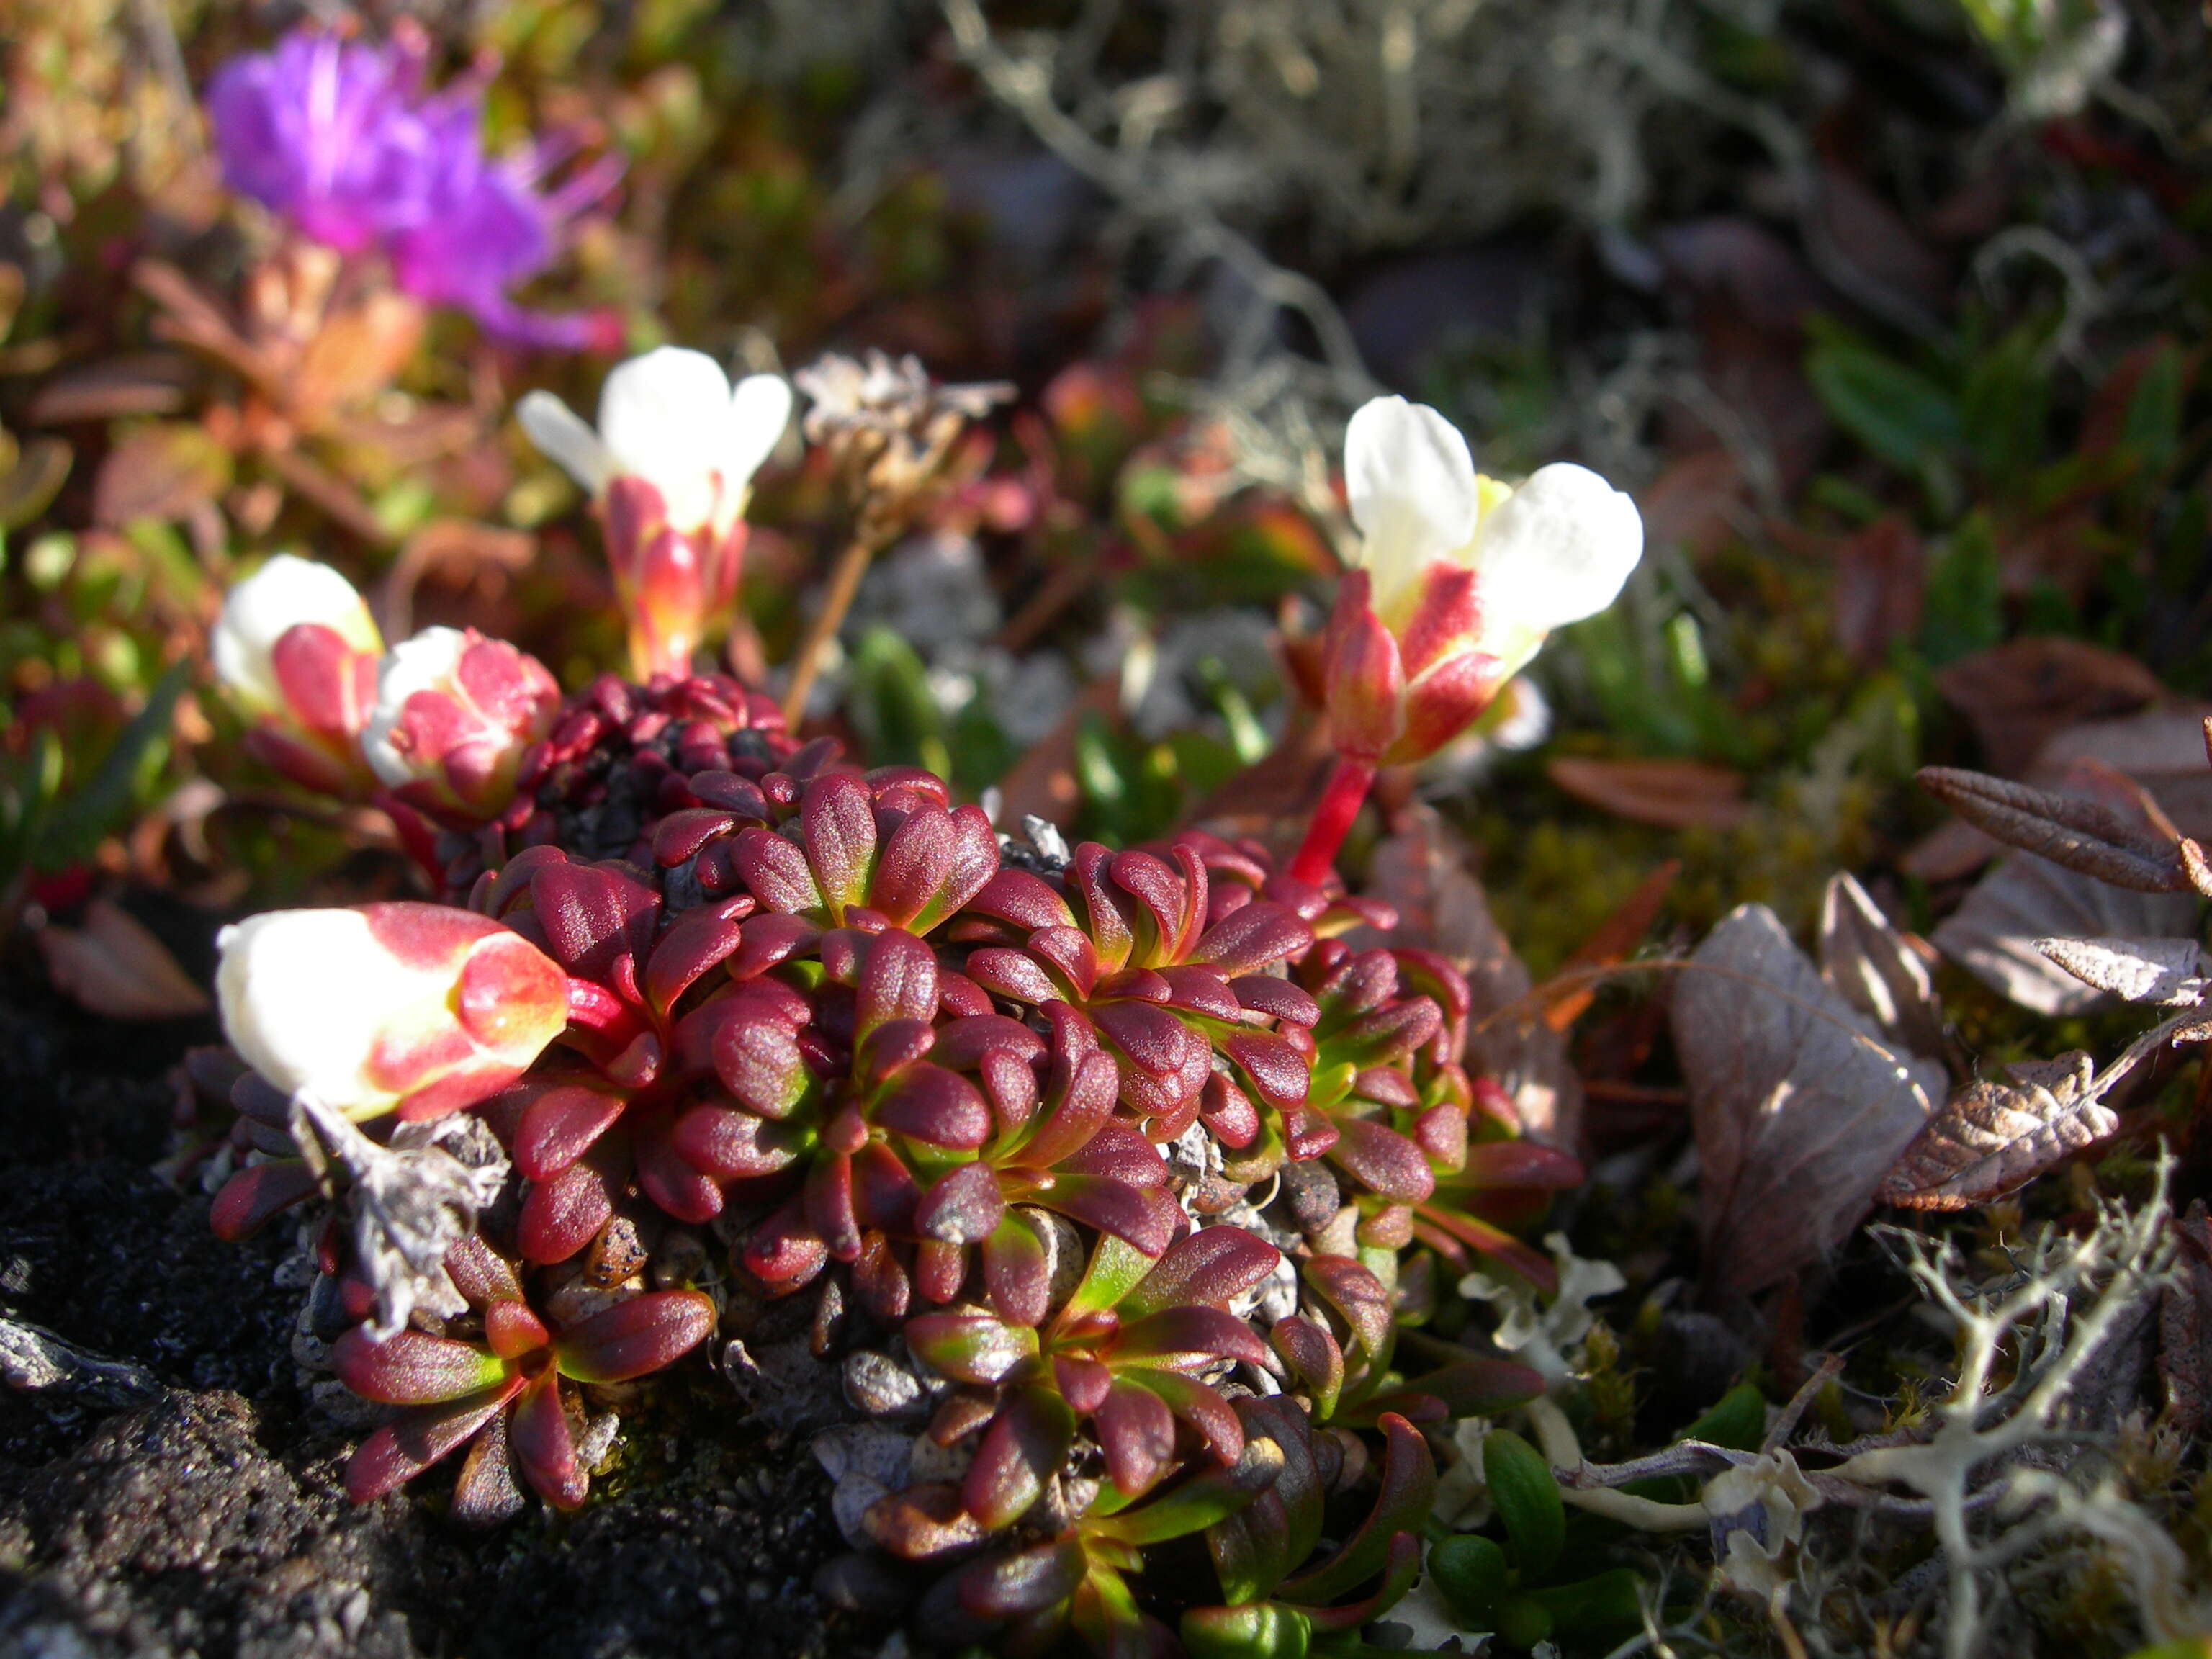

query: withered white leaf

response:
[1362,804,1583,1149]
[1819,872,1945,1060]
[1876,1053,2116,1211]
[2033,935,2210,1007]
[1931,850,2198,1017]
[1675,904,1945,1299]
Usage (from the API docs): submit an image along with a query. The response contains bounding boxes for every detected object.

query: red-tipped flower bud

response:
[211,553,384,795]
[216,902,569,1121]
[362,626,561,824]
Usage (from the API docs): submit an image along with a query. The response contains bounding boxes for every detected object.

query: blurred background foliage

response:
[2,0,2209,989]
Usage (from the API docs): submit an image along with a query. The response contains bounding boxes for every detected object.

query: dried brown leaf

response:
[1673,904,1943,1298]
[93,423,233,529]
[1544,858,1679,1032]
[1817,872,1944,1060]
[292,294,426,419]
[1833,516,1924,667]
[1876,1053,2116,1212]
[27,353,196,424]
[1932,851,2197,1017]
[35,899,211,1020]
[1546,757,1753,830]
[1362,804,1583,1149]
[2160,1203,2212,1439]
[1934,638,2167,778]
[1917,765,2190,892]
[0,435,71,530]
[2035,936,2210,1007]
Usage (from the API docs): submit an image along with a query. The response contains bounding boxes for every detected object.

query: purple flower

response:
[205,27,616,350]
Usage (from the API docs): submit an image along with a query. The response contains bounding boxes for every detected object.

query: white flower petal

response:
[597,346,737,533]
[361,626,469,788]
[1344,396,1481,619]
[217,909,423,1112]
[212,554,379,714]
[1469,462,1643,636]
[724,374,793,495]
[516,390,612,494]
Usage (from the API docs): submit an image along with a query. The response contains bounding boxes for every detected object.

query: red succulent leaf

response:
[513,1083,626,1182]
[852,1140,922,1233]
[1124,1226,1280,1317]
[1190,902,1313,976]
[670,1103,801,1180]
[981,1213,1051,1325]
[635,1119,729,1223]
[1070,845,1136,969]
[956,1537,1088,1620]
[1035,1174,1177,1256]
[1303,1255,1393,1359]
[857,929,938,1038]
[518,1143,622,1264]
[961,868,1076,934]
[1231,975,1321,1027]
[875,1065,992,1150]
[1094,1377,1177,1498]
[1056,1121,1171,1189]
[804,1150,864,1261]
[1123,1367,1244,1464]
[1051,1352,1114,1413]
[855,1016,936,1091]
[853,1230,912,1321]
[553,1289,716,1382]
[931,806,1003,929]
[1092,1000,1202,1098]
[732,827,825,916]
[483,1300,550,1359]
[726,912,819,977]
[904,1312,1038,1385]
[509,1367,586,1509]
[345,1380,520,1503]
[1277,1413,1435,1605]
[1020,1050,1120,1167]
[1415,1205,1560,1295]
[1327,1116,1437,1203]
[1456,1141,1586,1189]
[1113,1305,1277,1372]
[916,1237,966,1303]
[963,1384,1076,1529]
[651,806,738,868]
[801,773,878,915]
[1156,965,1243,1021]
[964,946,1064,1007]
[1083,1434,1281,1548]
[863,1481,989,1560]
[643,907,745,1018]
[708,1014,810,1120]
[1217,1030,1310,1112]
[1269,1316,1344,1419]
[871,806,956,929]
[1199,1074,1261,1151]
[444,1233,525,1306]
[1025,927,1100,1000]
[1292,1530,1424,1632]
[1354,1358,1545,1424]
[1411,1101,1468,1170]
[333,1327,508,1405]
[1210,1396,1327,1602]
[449,1403,525,1528]
[530,860,660,991]
[932,1012,1047,1071]
[210,1160,320,1241]
[744,1194,830,1290]
[917,1161,1008,1246]
[1280,1102,1341,1161]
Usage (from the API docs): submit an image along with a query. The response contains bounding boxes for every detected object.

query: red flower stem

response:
[1287,755,1377,887]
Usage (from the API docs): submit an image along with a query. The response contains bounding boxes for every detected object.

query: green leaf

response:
[1482,1429,1564,1580]
[35,659,187,870]
[1429,1534,1509,1629]
[1806,335,1963,472]
[1179,1602,1312,1659]
[1920,516,2004,667]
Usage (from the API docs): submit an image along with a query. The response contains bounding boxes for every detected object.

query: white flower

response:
[517,346,793,537]
[217,903,569,1121]
[212,553,382,714]
[1344,395,1644,670]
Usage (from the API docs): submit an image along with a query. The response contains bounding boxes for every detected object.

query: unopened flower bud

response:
[212,554,385,794]
[217,902,569,1122]
[517,347,791,679]
[362,626,562,824]
[1323,396,1642,768]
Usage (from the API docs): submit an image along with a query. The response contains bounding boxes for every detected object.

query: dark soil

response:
[0,940,849,1659]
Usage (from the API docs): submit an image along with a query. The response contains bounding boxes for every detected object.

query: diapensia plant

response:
[198,341,1637,1652]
